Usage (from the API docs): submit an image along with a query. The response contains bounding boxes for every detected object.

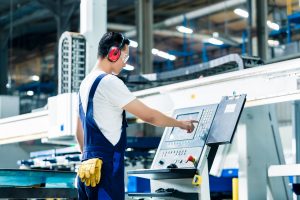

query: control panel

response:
[152,105,218,169]
[151,94,246,170]
[128,95,246,200]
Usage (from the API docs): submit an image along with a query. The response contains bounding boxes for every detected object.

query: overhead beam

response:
[3,10,52,30]
[154,30,242,45]
[36,0,59,16]
[107,23,134,31]
[125,0,247,38]
[11,21,56,39]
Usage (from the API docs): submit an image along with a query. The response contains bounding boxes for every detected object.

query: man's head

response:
[97,32,130,74]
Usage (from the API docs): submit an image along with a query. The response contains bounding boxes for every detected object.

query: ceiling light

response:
[123,64,135,71]
[26,91,34,96]
[129,40,138,48]
[31,75,40,81]
[176,26,193,34]
[267,20,280,31]
[128,41,175,61]
[152,48,159,55]
[151,48,176,60]
[207,38,224,45]
[268,39,280,47]
[157,51,172,59]
[156,50,176,60]
[168,55,176,61]
[234,8,249,18]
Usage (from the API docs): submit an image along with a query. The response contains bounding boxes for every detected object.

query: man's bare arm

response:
[76,116,84,153]
[123,99,197,132]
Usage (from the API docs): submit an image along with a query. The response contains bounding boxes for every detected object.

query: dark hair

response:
[97,32,130,58]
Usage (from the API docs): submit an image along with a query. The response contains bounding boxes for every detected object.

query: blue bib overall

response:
[77,74,127,200]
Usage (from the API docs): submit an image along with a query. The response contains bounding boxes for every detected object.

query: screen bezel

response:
[166,111,201,142]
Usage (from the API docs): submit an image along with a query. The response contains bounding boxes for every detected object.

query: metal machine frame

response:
[237,105,291,199]
[0,57,300,199]
[1,57,300,143]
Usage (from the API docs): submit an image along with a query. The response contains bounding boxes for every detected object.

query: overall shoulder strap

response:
[87,73,108,108]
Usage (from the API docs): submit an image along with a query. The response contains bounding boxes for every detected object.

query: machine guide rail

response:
[0,169,77,199]
[128,190,199,200]
[127,168,197,180]
[0,188,77,199]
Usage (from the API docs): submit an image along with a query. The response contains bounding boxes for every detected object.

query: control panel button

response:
[187,155,196,163]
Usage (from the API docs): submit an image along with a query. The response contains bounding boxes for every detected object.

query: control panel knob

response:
[159,160,164,165]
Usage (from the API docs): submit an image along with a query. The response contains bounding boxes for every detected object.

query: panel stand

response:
[237,105,291,199]
[128,162,210,199]
[293,100,300,199]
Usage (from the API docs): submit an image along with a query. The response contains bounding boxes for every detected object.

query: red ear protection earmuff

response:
[107,34,125,62]
[107,46,121,62]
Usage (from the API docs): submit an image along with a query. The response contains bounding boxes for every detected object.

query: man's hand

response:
[179,120,198,133]
[77,158,103,187]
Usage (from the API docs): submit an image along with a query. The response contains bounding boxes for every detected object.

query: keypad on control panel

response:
[197,108,214,138]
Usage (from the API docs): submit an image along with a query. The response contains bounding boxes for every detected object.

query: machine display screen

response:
[167,112,199,141]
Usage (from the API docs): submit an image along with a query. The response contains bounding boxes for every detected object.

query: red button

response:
[187,155,195,163]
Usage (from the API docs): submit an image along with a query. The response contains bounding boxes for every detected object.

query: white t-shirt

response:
[79,69,136,145]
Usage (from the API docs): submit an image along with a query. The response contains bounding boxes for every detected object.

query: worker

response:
[76,32,197,200]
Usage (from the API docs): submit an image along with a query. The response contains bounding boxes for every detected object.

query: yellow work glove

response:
[77,158,103,187]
